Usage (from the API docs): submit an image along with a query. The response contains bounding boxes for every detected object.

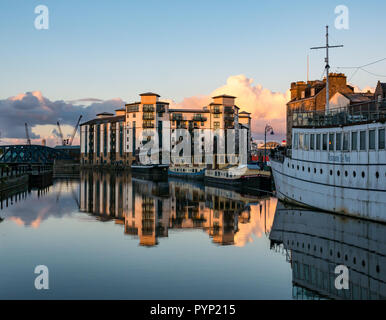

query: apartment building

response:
[80,92,251,168]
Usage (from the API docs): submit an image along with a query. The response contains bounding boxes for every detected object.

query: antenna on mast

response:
[310,25,343,113]
[307,54,309,82]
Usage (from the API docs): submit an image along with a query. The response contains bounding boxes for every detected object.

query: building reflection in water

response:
[79,170,274,247]
[270,201,386,300]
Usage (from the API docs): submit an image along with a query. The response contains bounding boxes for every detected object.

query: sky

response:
[0,0,385,145]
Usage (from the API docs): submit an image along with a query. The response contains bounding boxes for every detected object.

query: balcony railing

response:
[291,99,386,128]
[212,108,221,114]
[143,122,154,128]
[224,106,234,114]
[127,105,139,113]
[224,114,234,121]
[143,113,154,120]
[143,105,154,112]
[193,115,207,121]
[172,114,183,121]
[156,104,166,113]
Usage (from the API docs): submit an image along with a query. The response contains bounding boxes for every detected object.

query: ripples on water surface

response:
[0,170,384,300]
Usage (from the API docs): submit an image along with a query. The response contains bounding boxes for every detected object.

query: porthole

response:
[308,167,310,172]
[292,164,294,169]
[376,265,380,273]
[314,168,316,174]
[362,260,366,267]
[302,166,304,171]
[330,170,333,176]
[337,252,340,258]
[376,172,379,179]
[308,244,310,250]
[353,171,356,178]
[353,257,356,264]
[287,163,289,168]
[297,165,299,170]
[362,171,365,178]
[320,169,323,174]
[345,254,348,261]
[314,245,316,251]
[320,247,323,253]
[345,171,348,177]
[337,170,340,176]
[330,249,333,256]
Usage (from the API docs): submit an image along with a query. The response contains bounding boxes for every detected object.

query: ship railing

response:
[291,98,386,127]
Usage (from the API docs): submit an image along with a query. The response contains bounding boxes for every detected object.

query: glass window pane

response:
[343,132,349,151]
[369,130,375,150]
[336,133,342,151]
[360,131,366,150]
[316,134,321,150]
[304,134,309,151]
[322,134,327,150]
[379,129,385,149]
[329,133,334,151]
[294,133,298,149]
[351,131,357,151]
[299,134,304,150]
[310,134,315,150]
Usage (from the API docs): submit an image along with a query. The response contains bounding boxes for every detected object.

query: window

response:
[294,133,299,149]
[316,134,321,150]
[343,132,349,151]
[304,134,309,151]
[369,130,375,150]
[360,131,366,150]
[379,128,385,149]
[310,134,315,150]
[336,132,342,151]
[299,134,304,150]
[214,122,220,130]
[322,134,327,150]
[328,133,334,151]
[351,131,358,151]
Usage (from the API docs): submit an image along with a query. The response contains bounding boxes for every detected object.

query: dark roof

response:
[379,82,386,92]
[96,112,114,116]
[169,109,210,113]
[239,111,250,114]
[340,92,373,103]
[115,108,125,111]
[140,92,160,97]
[80,115,125,126]
[212,94,236,99]
[125,102,141,106]
[158,101,170,105]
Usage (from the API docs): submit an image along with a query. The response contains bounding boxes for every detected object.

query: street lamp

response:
[264,124,274,166]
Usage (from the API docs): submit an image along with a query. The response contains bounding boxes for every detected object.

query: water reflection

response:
[270,201,386,300]
[0,179,78,227]
[80,170,274,246]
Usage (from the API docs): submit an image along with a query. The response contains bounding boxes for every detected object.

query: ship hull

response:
[271,158,386,222]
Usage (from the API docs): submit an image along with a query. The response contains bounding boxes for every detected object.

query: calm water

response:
[0,171,385,300]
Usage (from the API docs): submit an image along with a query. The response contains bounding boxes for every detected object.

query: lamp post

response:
[264,124,274,166]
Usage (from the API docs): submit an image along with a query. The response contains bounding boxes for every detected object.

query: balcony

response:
[224,114,234,121]
[127,105,139,113]
[143,105,154,112]
[143,113,155,120]
[224,106,234,114]
[172,114,183,121]
[193,115,207,121]
[156,104,166,113]
[143,122,154,128]
[212,108,221,114]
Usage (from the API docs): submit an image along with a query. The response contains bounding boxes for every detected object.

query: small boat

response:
[131,163,168,174]
[205,165,271,190]
[168,165,206,180]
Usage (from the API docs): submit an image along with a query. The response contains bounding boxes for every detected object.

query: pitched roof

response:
[340,92,373,103]
[140,92,160,97]
[212,94,236,99]
[81,115,125,126]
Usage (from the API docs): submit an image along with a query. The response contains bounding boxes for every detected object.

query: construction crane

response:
[25,123,31,146]
[56,121,67,146]
[69,115,82,146]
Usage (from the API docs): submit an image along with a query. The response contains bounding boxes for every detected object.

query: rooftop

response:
[139,92,160,97]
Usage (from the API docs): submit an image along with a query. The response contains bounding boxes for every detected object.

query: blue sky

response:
[1,0,385,102]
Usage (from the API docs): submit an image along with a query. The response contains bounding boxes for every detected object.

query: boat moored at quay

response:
[271,104,386,222]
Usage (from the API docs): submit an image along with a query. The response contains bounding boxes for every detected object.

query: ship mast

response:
[311,26,343,114]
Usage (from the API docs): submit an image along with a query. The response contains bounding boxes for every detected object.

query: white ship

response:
[271,27,386,222]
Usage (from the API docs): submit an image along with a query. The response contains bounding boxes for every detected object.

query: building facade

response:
[80,93,251,168]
